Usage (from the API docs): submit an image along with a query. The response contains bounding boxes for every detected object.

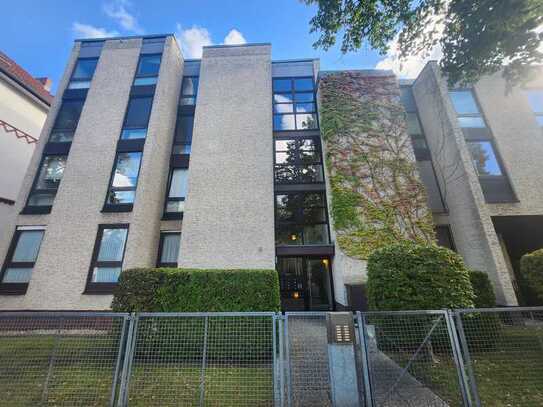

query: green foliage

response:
[519,248,543,305]
[367,242,475,310]
[320,73,435,259]
[111,268,281,312]
[304,0,543,87]
[469,270,496,307]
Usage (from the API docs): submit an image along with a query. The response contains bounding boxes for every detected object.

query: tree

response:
[304,0,543,86]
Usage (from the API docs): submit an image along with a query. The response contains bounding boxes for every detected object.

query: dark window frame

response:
[275,191,331,246]
[133,53,162,87]
[448,88,487,128]
[273,76,319,132]
[0,227,45,295]
[274,135,325,184]
[156,231,181,267]
[179,76,199,106]
[84,224,129,294]
[103,151,143,212]
[121,95,154,132]
[163,167,188,220]
[22,154,68,214]
[68,57,99,89]
[48,98,86,143]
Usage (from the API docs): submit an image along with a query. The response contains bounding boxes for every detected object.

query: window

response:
[105,152,142,208]
[68,58,98,89]
[133,54,161,86]
[157,232,181,267]
[120,96,153,139]
[86,225,128,291]
[275,192,330,245]
[526,90,543,127]
[174,114,194,145]
[165,168,188,215]
[27,155,67,207]
[466,141,503,176]
[1,227,45,292]
[435,225,456,251]
[273,77,318,131]
[274,138,324,183]
[49,99,85,142]
[449,90,486,128]
[180,76,199,105]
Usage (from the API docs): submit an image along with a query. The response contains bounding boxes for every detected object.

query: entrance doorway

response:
[277,257,334,311]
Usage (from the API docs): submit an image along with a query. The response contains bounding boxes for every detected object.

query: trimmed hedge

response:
[519,248,543,305]
[469,270,496,307]
[111,268,281,312]
[367,242,475,311]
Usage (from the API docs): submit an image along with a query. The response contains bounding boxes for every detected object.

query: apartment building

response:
[0,34,541,310]
[0,51,52,234]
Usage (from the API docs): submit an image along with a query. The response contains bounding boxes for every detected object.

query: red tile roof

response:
[0,51,53,105]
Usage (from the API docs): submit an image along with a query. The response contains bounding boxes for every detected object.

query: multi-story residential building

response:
[0,51,52,234]
[0,34,541,310]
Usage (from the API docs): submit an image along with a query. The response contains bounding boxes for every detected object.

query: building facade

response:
[0,34,541,310]
[0,51,52,235]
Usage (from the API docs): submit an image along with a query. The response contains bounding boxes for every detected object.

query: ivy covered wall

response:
[319,72,435,259]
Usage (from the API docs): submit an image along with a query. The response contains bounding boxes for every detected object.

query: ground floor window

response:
[276,256,333,311]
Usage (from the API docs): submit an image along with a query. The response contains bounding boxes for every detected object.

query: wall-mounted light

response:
[290,234,297,241]
[322,259,329,266]
[293,291,300,299]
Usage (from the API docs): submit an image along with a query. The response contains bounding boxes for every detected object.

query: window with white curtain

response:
[86,225,128,291]
[1,226,45,289]
[157,232,181,267]
[165,168,188,214]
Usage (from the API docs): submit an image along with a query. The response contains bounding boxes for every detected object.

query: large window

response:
[174,114,194,148]
[273,77,318,131]
[133,54,161,86]
[68,58,99,89]
[157,232,181,267]
[449,90,486,128]
[275,192,330,245]
[526,90,543,127]
[164,168,188,216]
[1,227,45,292]
[105,152,142,209]
[274,137,324,183]
[27,155,67,208]
[86,225,128,291]
[180,76,199,106]
[120,96,153,139]
[466,140,503,176]
[49,99,85,142]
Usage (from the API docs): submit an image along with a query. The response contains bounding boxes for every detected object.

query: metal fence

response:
[0,308,542,406]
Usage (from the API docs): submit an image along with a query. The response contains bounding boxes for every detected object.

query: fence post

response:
[41,317,64,405]
[284,314,292,407]
[278,314,285,407]
[273,313,279,407]
[453,311,481,407]
[445,310,472,407]
[356,312,373,407]
[110,316,130,407]
[117,313,138,407]
[199,316,209,407]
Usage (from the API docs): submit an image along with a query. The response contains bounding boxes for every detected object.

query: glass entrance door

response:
[277,257,333,311]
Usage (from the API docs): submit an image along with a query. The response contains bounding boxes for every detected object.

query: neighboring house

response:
[0,51,52,239]
[0,34,541,310]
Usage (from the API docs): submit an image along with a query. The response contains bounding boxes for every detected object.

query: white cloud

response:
[376,19,444,79]
[175,24,213,58]
[73,22,119,39]
[223,29,246,45]
[103,0,143,34]
[175,24,247,58]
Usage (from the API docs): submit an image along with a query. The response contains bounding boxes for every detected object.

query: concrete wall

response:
[473,68,543,217]
[0,36,182,310]
[413,62,517,305]
[178,44,275,270]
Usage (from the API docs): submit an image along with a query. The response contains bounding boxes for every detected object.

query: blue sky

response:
[1,0,425,93]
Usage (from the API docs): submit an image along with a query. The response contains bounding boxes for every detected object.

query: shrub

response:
[469,270,496,307]
[367,242,475,311]
[112,268,281,312]
[519,248,543,305]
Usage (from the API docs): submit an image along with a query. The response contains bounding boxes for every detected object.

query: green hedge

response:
[367,242,475,311]
[519,248,543,305]
[111,268,281,312]
[469,270,496,307]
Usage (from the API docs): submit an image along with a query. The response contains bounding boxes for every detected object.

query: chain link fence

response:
[0,308,542,406]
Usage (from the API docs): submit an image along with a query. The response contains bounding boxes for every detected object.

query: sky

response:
[0,0,436,93]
